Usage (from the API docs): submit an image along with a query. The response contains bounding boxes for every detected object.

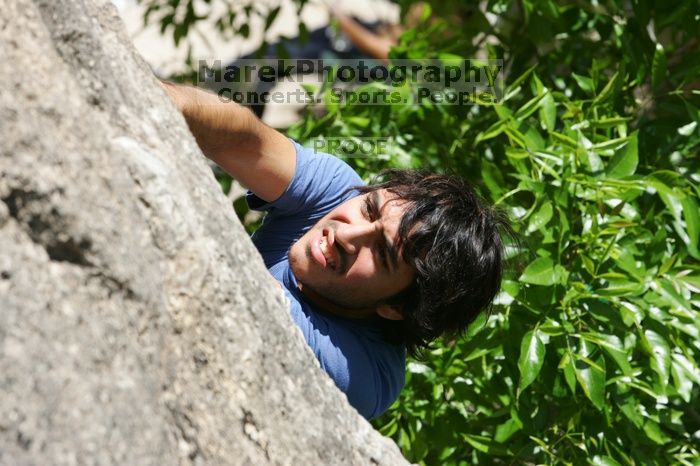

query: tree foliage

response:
[143,0,700,463]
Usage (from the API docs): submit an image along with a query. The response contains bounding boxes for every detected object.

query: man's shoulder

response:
[247,140,364,218]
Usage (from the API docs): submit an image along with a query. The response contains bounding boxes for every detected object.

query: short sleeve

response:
[247,140,364,220]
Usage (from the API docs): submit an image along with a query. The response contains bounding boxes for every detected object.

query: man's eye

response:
[363,197,376,220]
[363,198,389,269]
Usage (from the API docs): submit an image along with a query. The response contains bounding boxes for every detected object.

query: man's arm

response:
[161,81,296,203]
[333,13,396,61]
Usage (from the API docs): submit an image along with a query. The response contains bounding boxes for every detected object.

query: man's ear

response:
[376,304,404,321]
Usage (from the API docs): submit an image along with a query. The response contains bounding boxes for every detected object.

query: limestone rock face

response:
[0,1,408,464]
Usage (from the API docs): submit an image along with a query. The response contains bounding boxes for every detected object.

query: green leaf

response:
[481,160,506,199]
[527,202,553,232]
[642,330,671,386]
[237,23,250,39]
[590,116,632,128]
[264,6,282,30]
[580,333,633,376]
[606,131,638,178]
[520,257,556,286]
[581,255,596,277]
[592,455,622,466]
[596,278,645,297]
[518,329,546,393]
[505,147,529,160]
[159,13,174,34]
[494,105,513,120]
[550,131,577,147]
[494,408,523,443]
[462,434,512,455]
[651,43,667,89]
[574,340,606,410]
[540,92,556,131]
[671,352,700,385]
[346,116,370,128]
[681,195,700,258]
[504,127,527,148]
[592,71,620,105]
[475,119,508,144]
[620,396,644,428]
[539,319,565,336]
[558,351,577,395]
[504,65,536,97]
[671,353,694,402]
[465,310,489,339]
[572,73,594,94]
[592,135,630,151]
[578,139,604,173]
[521,124,545,150]
[678,121,697,136]
[656,278,694,316]
[643,419,671,444]
[298,21,309,44]
[514,90,548,120]
[648,177,700,256]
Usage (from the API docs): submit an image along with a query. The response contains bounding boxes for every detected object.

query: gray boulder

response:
[0,0,408,464]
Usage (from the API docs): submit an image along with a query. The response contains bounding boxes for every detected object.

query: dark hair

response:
[357,169,513,357]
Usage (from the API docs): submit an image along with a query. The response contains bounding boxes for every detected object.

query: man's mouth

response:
[319,235,336,270]
[310,228,343,272]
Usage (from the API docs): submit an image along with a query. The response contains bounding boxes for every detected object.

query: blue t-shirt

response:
[247,140,405,419]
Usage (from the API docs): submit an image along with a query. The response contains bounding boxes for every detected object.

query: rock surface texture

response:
[0,1,408,464]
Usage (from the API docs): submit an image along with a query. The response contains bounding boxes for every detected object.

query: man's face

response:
[289,189,415,315]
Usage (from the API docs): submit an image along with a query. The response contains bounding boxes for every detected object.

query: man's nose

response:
[334,222,377,255]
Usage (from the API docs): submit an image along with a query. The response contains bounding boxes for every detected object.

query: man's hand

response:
[160,80,189,112]
[160,80,296,203]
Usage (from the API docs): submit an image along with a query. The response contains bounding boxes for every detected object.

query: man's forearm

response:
[160,81,296,203]
[161,82,259,162]
[335,14,395,61]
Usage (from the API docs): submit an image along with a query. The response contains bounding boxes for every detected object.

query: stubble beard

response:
[287,237,374,312]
